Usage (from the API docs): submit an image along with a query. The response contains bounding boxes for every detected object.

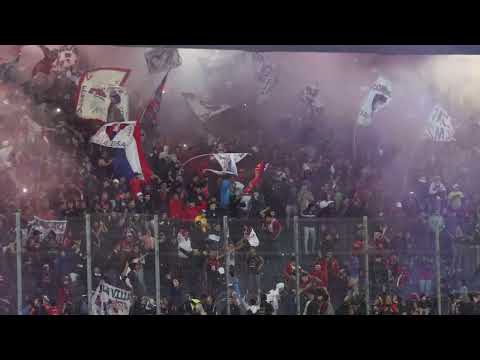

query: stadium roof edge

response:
[117,45,480,55]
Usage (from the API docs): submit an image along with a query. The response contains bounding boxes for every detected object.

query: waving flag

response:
[90,121,136,148]
[52,45,79,74]
[182,92,232,123]
[252,53,278,104]
[247,228,260,247]
[197,51,230,76]
[357,76,392,127]
[113,121,153,182]
[145,48,181,74]
[424,105,456,142]
[139,71,169,124]
[75,68,130,123]
[204,153,248,176]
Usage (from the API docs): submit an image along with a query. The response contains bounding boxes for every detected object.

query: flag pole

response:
[181,153,213,168]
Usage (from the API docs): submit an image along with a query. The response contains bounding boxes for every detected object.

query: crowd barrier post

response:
[153,215,161,315]
[435,225,442,315]
[85,213,92,315]
[223,215,231,315]
[293,216,301,315]
[363,216,370,316]
[16,211,22,315]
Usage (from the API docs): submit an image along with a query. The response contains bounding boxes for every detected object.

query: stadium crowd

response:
[1,55,480,315]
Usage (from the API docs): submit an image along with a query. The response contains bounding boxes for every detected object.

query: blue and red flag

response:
[112,72,169,183]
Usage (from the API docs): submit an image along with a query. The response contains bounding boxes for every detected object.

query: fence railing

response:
[2,212,477,315]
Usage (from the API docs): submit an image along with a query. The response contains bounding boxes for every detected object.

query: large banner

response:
[75,68,130,123]
[424,105,456,142]
[90,121,136,148]
[29,216,67,242]
[357,76,393,127]
[144,47,181,74]
[91,281,132,315]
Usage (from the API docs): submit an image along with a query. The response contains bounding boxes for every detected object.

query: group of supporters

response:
[1,48,480,315]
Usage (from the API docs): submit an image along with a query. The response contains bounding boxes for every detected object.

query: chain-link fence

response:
[4,212,480,315]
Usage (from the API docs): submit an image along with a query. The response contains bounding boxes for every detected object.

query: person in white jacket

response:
[177,229,194,290]
[177,229,193,259]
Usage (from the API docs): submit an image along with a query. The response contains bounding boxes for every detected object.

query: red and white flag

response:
[90,121,136,148]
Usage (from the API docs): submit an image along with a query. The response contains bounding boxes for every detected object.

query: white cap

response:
[319,200,334,209]
[113,179,120,184]
[218,267,225,275]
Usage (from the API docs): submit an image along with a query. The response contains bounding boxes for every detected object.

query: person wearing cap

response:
[135,192,146,214]
[428,175,446,212]
[129,173,145,202]
[403,191,421,217]
[112,178,120,190]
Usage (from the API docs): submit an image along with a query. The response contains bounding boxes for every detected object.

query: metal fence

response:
[4,212,479,315]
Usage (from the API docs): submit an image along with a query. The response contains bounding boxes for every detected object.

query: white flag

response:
[357,76,392,127]
[424,105,455,142]
[247,228,260,247]
[252,53,278,104]
[75,68,130,123]
[91,280,132,315]
[205,153,248,176]
[257,73,278,105]
[144,47,182,74]
[182,92,232,123]
[52,45,79,74]
[90,121,136,148]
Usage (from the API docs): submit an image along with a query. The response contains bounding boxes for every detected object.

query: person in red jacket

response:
[283,257,302,288]
[57,276,73,314]
[196,195,208,212]
[182,201,201,221]
[309,263,326,288]
[169,192,184,220]
[130,173,145,199]
[46,301,60,315]
[313,256,329,289]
